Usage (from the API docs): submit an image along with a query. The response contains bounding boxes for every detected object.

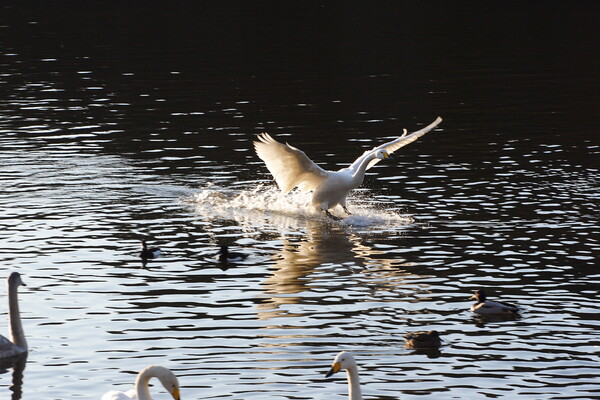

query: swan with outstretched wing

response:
[254,117,443,219]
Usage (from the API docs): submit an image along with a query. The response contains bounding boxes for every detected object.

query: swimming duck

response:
[254,117,442,220]
[470,289,519,315]
[139,240,161,260]
[403,330,442,349]
[218,245,248,264]
[325,351,362,400]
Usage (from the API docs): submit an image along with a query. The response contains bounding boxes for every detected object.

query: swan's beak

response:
[171,388,180,400]
[383,151,389,159]
[325,362,341,378]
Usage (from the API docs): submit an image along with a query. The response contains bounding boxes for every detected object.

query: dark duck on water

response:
[470,289,519,315]
[139,240,161,260]
[218,245,248,264]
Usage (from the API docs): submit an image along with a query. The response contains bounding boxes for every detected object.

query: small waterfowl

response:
[325,351,362,400]
[101,365,180,400]
[254,117,442,220]
[470,289,519,315]
[139,240,161,260]
[0,272,28,359]
[218,245,248,264]
[404,330,442,349]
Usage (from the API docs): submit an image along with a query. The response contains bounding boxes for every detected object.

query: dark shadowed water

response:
[0,2,598,399]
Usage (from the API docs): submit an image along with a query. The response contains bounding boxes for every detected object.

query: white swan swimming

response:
[101,365,180,400]
[0,272,27,359]
[254,117,442,219]
[325,351,362,400]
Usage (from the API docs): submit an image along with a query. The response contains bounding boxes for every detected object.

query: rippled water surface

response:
[1,3,599,399]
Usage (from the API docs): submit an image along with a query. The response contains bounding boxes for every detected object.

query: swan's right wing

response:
[254,133,329,193]
[348,116,443,171]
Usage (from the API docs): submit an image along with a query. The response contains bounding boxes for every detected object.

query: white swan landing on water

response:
[254,117,443,220]
[0,272,28,359]
[101,365,180,400]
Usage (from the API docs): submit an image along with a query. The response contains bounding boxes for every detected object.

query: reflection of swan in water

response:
[325,351,362,400]
[0,353,27,400]
[257,219,416,320]
[254,117,442,219]
[101,365,180,400]
[0,273,27,359]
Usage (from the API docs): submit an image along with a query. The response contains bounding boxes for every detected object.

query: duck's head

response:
[470,289,487,303]
[220,245,229,254]
[427,330,440,339]
[325,351,357,377]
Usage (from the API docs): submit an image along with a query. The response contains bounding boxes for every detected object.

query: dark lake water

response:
[1,2,598,399]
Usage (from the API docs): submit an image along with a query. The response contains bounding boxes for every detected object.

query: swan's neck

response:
[8,282,26,350]
[135,370,154,400]
[351,153,378,186]
[346,366,362,400]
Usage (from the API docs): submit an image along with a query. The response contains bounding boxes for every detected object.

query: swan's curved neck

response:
[346,366,362,400]
[135,366,173,400]
[8,282,26,350]
[351,153,379,185]
[135,369,154,400]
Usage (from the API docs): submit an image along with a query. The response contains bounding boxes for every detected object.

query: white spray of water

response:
[186,183,413,231]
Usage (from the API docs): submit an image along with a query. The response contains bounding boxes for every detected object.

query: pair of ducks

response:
[140,241,247,265]
[403,289,520,349]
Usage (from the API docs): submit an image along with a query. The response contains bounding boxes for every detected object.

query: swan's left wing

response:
[0,334,24,358]
[348,116,443,172]
[254,133,329,193]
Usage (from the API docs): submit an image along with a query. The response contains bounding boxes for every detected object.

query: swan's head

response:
[141,365,180,400]
[376,149,389,160]
[470,289,487,303]
[325,351,357,377]
[158,369,180,400]
[8,272,26,288]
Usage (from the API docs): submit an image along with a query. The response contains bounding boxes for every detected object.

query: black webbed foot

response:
[325,210,342,221]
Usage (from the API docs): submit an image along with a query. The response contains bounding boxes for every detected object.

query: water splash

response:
[186,183,414,230]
